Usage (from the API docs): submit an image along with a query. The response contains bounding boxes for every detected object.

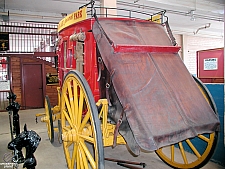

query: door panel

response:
[23,64,43,108]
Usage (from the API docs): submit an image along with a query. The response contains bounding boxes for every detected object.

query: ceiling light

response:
[187,10,196,21]
[190,15,195,21]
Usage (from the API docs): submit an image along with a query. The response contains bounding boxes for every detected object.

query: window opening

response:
[68,49,73,68]
[0,56,10,111]
[0,57,8,81]
[63,41,67,68]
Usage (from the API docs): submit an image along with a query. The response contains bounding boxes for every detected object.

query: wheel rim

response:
[45,95,54,143]
[61,70,104,169]
[156,77,218,169]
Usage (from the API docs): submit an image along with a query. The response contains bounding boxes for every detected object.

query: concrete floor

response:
[0,109,224,169]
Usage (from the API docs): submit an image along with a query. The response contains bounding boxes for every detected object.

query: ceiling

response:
[0,0,224,38]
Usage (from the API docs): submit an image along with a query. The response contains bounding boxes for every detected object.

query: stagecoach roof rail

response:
[79,0,95,10]
[90,7,167,23]
[79,0,167,24]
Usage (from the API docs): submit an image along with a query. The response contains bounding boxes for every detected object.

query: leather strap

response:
[105,83,112,106]
[113,110,124,148]
[164,20,177,46]
[97,57,104,81]
[105,69,115,107]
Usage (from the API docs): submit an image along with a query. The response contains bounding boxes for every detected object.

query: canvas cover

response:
[92,19,220,151]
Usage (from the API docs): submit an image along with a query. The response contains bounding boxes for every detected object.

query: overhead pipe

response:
[0,12,62,20]
[193,23,211,35]
[117,1,224,22]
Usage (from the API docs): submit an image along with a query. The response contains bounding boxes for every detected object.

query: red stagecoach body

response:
[57,18,100,101]
[56,5,220,162]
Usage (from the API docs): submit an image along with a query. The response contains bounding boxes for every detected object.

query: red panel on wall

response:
[197,48,224,83]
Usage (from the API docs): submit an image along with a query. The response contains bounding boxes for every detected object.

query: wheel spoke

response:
[73,81,79,126]
[63,126,71,131]
[64,145,72,169]
[79,110,90,132]
[71,143,78,169]
[76,146,80,169]
[79,134,94,143]
[186,139,201,158]
[67,81,75,124]
[198,134,209,142]
[78,146,84,169]
[65,141,73,148]
[171,145,174,162]
[79,143,89,169]
[77,90,84,128]
[62,110,73,127]
[67,157,72,169]
[178,142,188,164]
[80,141,96,169]
[63,91,72,115]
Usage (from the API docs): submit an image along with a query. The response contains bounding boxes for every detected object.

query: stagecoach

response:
[36,1,220,169]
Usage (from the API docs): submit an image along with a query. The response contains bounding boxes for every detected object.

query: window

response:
[63,41,67,68]
[0,57,8,81]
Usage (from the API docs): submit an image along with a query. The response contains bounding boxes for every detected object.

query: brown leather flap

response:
[93,19,220,151]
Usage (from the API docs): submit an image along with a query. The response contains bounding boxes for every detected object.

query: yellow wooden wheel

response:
[45,95,54,143]
[156,76,218,169]
[61,70,104,169]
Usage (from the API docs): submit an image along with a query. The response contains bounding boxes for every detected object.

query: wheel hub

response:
[62,127,78,142]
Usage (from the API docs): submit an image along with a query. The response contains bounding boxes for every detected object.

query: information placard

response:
[203,58,218,70]
[46,74,59,85]
[0,80,10,91]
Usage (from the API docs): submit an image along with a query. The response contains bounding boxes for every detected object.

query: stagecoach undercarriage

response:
[97,65,140,155]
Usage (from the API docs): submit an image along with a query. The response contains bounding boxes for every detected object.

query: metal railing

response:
[91,7,167,23]
[81,1,167,24]
[0,21,58,64]
[0,22,57,53]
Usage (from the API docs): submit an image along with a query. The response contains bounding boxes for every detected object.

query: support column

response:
[182,34,188,65]
[100,0,117,17]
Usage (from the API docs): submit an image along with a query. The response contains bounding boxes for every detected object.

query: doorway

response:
[22,63,44,109]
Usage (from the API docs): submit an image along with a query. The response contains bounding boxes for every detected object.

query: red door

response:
[23,64,44,109]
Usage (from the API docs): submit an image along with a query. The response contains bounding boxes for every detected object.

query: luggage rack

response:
[81,0,167,24]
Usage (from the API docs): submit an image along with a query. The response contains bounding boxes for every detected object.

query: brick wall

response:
[10,56,58,108]
[11,57,22,105]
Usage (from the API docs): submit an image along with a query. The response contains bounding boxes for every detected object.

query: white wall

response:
[174,34,224,75]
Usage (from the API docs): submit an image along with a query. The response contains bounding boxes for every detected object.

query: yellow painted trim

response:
[152,14,161,23]
[147,14,162,23]
[96,99,126,147]
[58,7,87,32]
